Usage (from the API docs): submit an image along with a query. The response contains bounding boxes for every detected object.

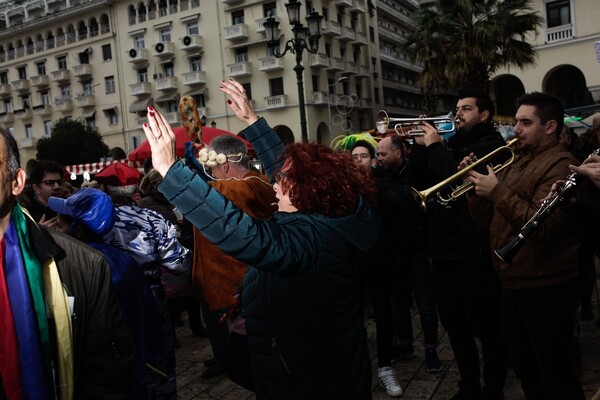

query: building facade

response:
[2,0,428,169]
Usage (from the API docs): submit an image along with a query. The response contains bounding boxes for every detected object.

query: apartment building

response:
[2,0,401,169]
[492,0,600,118]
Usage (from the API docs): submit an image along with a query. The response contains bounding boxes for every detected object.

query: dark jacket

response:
[159,118,379,400]
[414,122,507,261]
[468,141,580,289]
[372,159,426,258]
[28,216,136,399]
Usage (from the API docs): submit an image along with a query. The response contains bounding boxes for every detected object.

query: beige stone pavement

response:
[175,288,600,400]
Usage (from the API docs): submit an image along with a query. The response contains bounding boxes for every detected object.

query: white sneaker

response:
[377,366,403,397]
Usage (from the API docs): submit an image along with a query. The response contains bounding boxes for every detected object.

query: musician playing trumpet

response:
[466,92,585,400]
[411,90,508,400]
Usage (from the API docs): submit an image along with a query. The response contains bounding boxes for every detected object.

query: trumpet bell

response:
[375,110,457,137]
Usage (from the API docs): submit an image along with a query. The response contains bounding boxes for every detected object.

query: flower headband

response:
[197,148,244,169]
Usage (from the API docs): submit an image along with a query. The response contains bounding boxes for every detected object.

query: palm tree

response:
[403,0,542,111]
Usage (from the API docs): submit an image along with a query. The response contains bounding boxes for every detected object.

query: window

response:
[61,85,71,99]
[134,35,145,49]
[269,77,284,96]
[187,21,199,35]
[105,76,116,93]
[17,66,27,80]
[86,115,96,129]
[325,43,331,57]
[20,94,31,109]
[36,62,46,75]
[311,75,319,92]
[267,42,281,56]
[78,50,90,65]
[57,55,67,70]
[242,83,252,99]
[102,44,112,61]
[106,108,118,125]
[82,81,93,95]
[138,68,148,83]
[369,27,375,43]
[43,120,52,136]
[546,0,570,28]
[192,94,205,107]
[159,28,171,42]
[25,124,33,138]
[163,100,177,112]
[263,2,277,17]
[3,99,12,113]
[232,10,245,25]
[40,91,50,105]
[190,56,202,72]
[0,71,7,84]
[163,62,174,77]
[235,48,248,63]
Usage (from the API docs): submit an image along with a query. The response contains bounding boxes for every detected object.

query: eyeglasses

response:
[41,179,63,186]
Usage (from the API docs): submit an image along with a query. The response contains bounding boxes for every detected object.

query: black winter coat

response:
[413,122,507,261]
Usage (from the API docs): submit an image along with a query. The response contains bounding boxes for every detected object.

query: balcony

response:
[353,31,368,46]
[224,24,249,41]
[256,16,279,33]
[546,24,573,44]
[19,137,37,148]
[259,56,284,72]
[12,79,30,93]
[221,0,243,3]
[54,98,73,112]
[33,104,52,116]
[265,94,287,109]
[128,48,150,64]
[130,82,152,96]
[154,41,176,58]
[0,113,14,124]
[227,62,252,77]
[163,111,180,125]
[350,0,366,13]
[75,94,96,108]
[155,76,178,91]
[30,75,50,88]
[15,108,33,119]
[327,57,344,71]
[343,60,357,75]
[73,64,93,79]
[335,0,353,6]
[182,71,206,86]
[0,84,11,98]
[322,20,341,37]
[339,27,355,42]
[180,35,203,51]
[356,64,370,78]
[51,69,71,82]
[312,91,328,105]
[309,53,329,68]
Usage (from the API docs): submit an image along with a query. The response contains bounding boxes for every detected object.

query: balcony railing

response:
[546,24,573,44]
[259,56,284,71]
[182,71,207,86]
[265,94,287,109]
[227,62,252,77]
[12,79,30,92]
[51,69,70,82]
[73,64,93,78]
[224,24,249,41]
[75,94,96,107]
[30,75,50,88]
[0,84,11,97]
[130,82,152,96]
[309,53,329,68]
[155,76,178,91]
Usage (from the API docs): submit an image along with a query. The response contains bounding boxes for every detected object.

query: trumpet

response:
[376,110,458,137]
[411,138,519,212]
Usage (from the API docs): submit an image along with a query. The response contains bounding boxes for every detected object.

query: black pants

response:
[433,259,507,396]
[500,278,584,400]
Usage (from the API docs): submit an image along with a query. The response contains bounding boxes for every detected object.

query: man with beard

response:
[414,90,508,400]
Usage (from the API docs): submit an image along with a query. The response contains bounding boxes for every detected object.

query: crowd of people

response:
[1,77,600,400]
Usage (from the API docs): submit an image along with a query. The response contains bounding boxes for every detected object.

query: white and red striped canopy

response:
[64,159,141,177]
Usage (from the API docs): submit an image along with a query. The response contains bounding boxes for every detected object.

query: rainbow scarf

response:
[0,206,73,400]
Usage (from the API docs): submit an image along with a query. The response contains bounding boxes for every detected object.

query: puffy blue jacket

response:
[159,118,380,399]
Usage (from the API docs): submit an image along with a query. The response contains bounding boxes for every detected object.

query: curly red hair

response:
[276,143,376,218]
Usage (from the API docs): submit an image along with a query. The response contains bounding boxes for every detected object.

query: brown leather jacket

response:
[468,140,580,289]
[192,170,277,310]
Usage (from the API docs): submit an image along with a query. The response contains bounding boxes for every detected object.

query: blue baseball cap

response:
[48,188,116,236]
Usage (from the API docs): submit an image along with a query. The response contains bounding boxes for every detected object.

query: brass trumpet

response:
[412,138,519,212]
[376,110,458,136]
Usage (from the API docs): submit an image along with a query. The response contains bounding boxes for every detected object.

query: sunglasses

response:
[41,179,63,186]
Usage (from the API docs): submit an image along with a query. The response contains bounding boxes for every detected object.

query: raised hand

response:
[219,78,259,126]
[142,106,177,177]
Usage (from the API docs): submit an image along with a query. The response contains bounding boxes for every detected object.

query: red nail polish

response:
[227,99,232,104]
[143,123,148,128]
[149,111,155,117]
[148,106,154,111]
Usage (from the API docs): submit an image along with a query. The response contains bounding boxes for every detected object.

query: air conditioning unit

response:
[155,42,165,53]
[183,36,192,46]
[153,73,164,80]
[84,47,93,54]
[129,48,137,58]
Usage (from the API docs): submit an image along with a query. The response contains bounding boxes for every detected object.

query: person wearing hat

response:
[49,188,165,399]
[0,128,136,399]
[95,161,191,399]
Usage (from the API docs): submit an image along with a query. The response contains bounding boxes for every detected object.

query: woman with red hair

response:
[143,79,380,400]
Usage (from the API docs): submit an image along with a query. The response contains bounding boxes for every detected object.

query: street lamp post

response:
[264,0,323,143]
[327,76,348,136]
